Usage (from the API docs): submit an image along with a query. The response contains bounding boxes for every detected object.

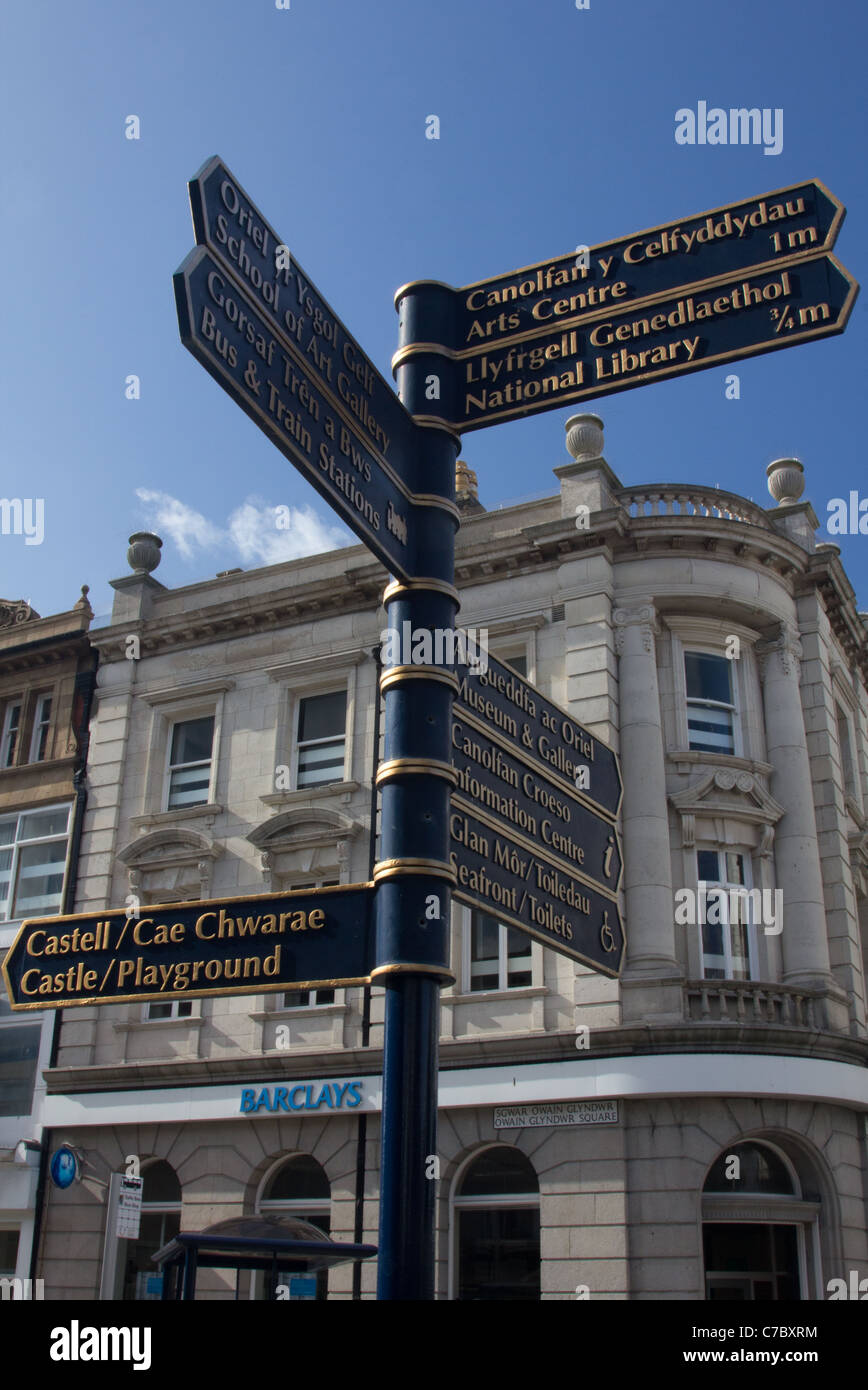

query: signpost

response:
[4,156,856,1302]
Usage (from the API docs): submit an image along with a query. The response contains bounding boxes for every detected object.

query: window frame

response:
[448,1145,541,1302]
[696,846,759,982]
[665,621,760,761]
[0,698,23,769]
[684,649,738,757]
[28,692,54,764]
[163,714,216,812]
[139,680,233,820]
[266,651,364,803]
[254,1155,332,1301]
[292,690,348,792]
[0,802,72,924]
[144,998,194,1022]
[464,909,534,994]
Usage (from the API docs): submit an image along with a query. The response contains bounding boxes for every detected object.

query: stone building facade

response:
[0,588,96,1289]
[32,420,868,1300]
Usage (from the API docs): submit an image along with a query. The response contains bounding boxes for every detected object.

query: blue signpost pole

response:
[374,292,461,1298]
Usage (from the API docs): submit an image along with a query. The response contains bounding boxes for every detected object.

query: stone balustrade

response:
[616,485,771,530]
[684,979,826,1030]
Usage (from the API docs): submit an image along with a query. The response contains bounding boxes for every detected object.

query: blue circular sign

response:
[49,1146,79,1189]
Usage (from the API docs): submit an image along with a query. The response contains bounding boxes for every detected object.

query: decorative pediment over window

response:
[247,807,362,888]
[117,826,222,903]
[669,769,785,856]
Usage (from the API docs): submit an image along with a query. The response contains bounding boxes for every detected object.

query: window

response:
[166,716,214,810]
[0,805,70,921]
[295,692,346,789]
[0,1229,20,1278]
[696,848,754,980]
[283,879,339,1005]
[0,990,41,1117]
[453,1148,540,1300]
[685,652,736,754]
[496,652,527,677]
[468,910,532,992]
[256,1155,331,1300]
[0,700,22,768]
[146,1000,193,1021]
[703,1142,803,1301]
[123,1161,182,1301]
[836,706,856,797]
[29,694,53,763]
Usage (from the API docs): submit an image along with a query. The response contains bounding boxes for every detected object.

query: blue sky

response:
[1,0,866,622]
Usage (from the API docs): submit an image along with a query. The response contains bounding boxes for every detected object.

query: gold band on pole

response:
[370,962,456,984]
[376,758,457,787]
[372,857,457,884]
[382,577,460,604]
[379,665,460,695]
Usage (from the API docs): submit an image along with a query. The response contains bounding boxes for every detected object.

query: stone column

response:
[757,623,835,991]
[614,605,682,1018]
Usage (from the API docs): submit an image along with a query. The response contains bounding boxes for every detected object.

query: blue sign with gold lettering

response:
[1,886,375,1011]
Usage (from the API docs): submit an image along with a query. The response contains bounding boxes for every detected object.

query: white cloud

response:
[135,489,351,568]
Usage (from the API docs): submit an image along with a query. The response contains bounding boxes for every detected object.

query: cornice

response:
[44,1020,868,1094]
[804,547,868,686]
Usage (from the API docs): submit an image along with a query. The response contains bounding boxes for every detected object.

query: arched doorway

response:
[702,1140,820,1300]
[122,1160,181,1301]
[253,1154,331,1300]
[451,1146,540,1300]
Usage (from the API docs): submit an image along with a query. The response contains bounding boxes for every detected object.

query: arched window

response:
[452,1147,540,1300]
[702,1141,812,1300]
[123,1160,182,1301]
[254,1155,331,1300]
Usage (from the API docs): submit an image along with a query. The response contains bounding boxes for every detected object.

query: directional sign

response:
[188,157,421,475]
[455,650,622,820]
[2,885,374,1011]
[436,253,858,432]
[450,805,624,976]
[174,247,419,582]
[451,712,621,896]
[447,180,846,353]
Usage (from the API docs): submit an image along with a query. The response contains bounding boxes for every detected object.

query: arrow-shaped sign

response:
[402,179,847,357]
[2,886,375,1011]
[416,253,858,432]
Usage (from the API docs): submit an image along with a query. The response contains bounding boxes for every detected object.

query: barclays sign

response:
[240,1080,364,1114]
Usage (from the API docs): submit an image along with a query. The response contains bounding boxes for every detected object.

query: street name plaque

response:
[2,885,374,1011]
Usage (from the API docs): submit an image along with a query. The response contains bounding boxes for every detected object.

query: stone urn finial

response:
[565,413,604,462]
[456,460,479,501]
[766,459,805,506]
[127,532,163,575]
